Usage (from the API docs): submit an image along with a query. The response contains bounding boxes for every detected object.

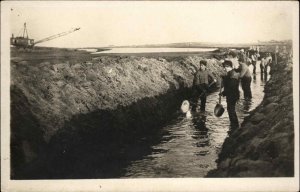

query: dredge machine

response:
[11,23,80,48]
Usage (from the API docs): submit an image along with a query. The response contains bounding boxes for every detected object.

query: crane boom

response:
[34,27,80,45]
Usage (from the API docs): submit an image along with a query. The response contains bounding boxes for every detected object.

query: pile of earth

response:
[11,55,224,140]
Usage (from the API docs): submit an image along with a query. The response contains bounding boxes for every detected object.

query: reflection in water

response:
[123,70,269,178]
[260,72,269,82]
[242,99,252,112]
[123,112,218,178]
[192,115,209,152]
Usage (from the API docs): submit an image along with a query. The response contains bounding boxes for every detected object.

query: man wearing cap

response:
[227,51,252,99]
[238,49,247,63]
[220,60,240,130]
[192,60,217,111]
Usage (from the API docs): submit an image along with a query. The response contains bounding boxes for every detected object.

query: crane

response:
[11,23,34,48]
[11,23,80,48]
[34,27,80,46]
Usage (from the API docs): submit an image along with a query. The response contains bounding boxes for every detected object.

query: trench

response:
[123,69,269,178]
[12,64,269,179]
[13,86,195,179]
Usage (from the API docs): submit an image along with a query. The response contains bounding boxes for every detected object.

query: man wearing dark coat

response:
[220,60,240,130]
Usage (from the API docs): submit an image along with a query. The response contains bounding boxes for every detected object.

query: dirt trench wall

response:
[11,54,224,178]
[207,56,294,177]
[17,87,194,179]
[11,55,223,140]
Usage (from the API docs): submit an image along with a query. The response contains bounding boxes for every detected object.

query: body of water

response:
[90,47,217,54]
[77,48,98,52]
[122,69,269,178]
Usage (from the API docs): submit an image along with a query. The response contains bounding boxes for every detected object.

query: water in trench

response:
[122,69,270,178]
[17,65,270,179]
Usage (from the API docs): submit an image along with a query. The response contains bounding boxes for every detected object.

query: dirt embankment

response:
[11,49,225,178]
[11,53,223,140]
[207,55,294,177]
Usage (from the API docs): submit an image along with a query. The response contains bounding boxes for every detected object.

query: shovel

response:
[214,95,225,117]
[214,81,225,117]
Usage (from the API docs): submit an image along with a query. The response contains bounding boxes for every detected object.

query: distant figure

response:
[220,60,240,130]
[266,52,273,71]
[245,49,252,65]
[260,55,268,75]
[282,46,287,54]
[238,49,247,63]
[256,46,260,53]
[251,51,258,74]
[192,60,217,111]
[227,51,252,99]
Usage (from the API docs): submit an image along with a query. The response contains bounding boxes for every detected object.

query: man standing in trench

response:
[220,60,240,130]
[227,51,252,100]
[192,60,217,111]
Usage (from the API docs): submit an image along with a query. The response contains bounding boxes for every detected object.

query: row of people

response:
[192,46,289,131]
[239,49,273,74]
[192,51,252,130]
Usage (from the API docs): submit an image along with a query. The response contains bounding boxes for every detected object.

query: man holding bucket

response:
[219,60,240,130]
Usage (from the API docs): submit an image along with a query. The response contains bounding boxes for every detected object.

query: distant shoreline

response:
[16,39,292,50]
[79,40,292,50]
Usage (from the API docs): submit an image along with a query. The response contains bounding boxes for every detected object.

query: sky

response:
[7,1,296,48]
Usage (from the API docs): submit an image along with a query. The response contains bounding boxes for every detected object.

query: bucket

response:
[214,103,225,117]
[214,96,225,117]
[181,100,190,113]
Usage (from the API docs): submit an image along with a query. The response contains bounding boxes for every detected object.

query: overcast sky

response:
[8,1,296,48]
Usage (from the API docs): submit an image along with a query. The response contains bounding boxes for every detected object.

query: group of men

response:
[239,48,273,75]
[192,50,261,131]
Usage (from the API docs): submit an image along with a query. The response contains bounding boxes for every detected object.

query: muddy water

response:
[122,67,270,178]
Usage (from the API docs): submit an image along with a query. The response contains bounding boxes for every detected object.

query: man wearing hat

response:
[192,60,217,111]
[238,49,247,63]
[220,60,240,130]
[227,51,252,99]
